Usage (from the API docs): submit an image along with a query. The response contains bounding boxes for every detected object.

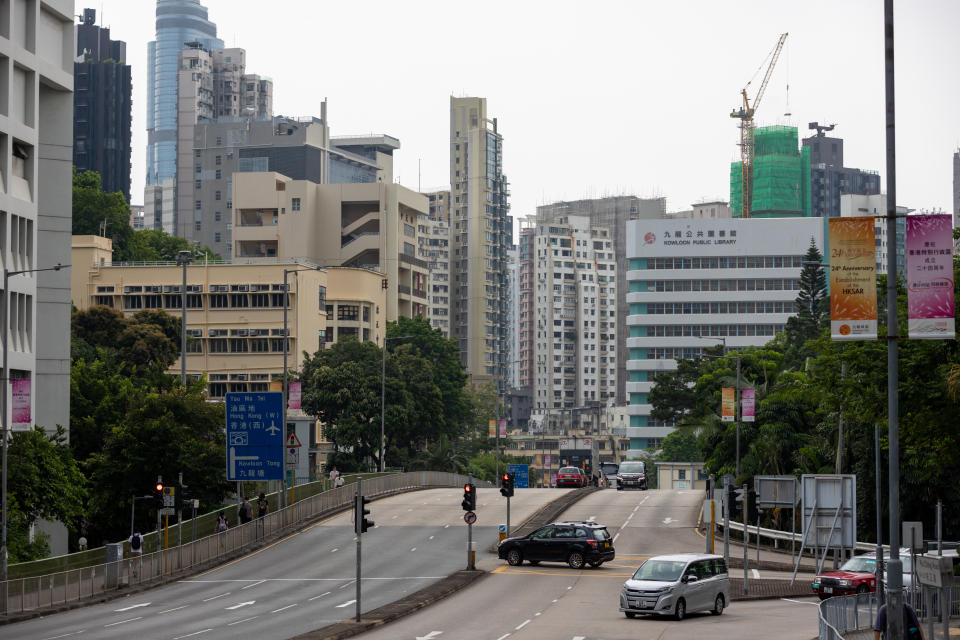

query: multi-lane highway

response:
[358,488,821,640]
[5,487,566,640]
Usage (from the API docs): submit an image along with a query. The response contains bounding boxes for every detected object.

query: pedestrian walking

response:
[216,511,228,549]
[257,493,269,518]
[328,466,340,490]
[128,531,143,582]
[238,497,253,525]
[873,602,923,640]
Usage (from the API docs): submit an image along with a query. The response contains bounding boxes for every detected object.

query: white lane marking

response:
[339,580,355,589]
[335,599,357,608]
[392,515,399,519]
[271,603,297,613]
[241,580,265,590]
[613,533,620,543]
[496,634,511,640]
[227,616,258,626]
[225,601,255,610]
[42,633,86,640]
[330,548,339,553]
[573,636,586,640]
[621,520,630,529]
[752,569,760,579]
[567,586,573,590]
[552,599,559,603]
[158,605,188,613]
[534,612,541,616]
[309,591,332,601]
[781,598,819,605]
[633,506,640,513]
[415,632,443,640]
[663,517,674,525]
[114,602,150,612]
[444,524,450,528]
[202,592,230,602]
[173,630,212,639]
[408,508,413,511]
[104,617,142,627]
[515,619,531,630]
[429,535,434,540]
[411,547,417,552]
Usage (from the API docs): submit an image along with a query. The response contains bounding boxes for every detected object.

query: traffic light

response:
[725,484,740,519]
[154,477,164,508]
[355,495,374,534]
[746,489,759,521]
[500,473,514,498]
[461,483,476,511]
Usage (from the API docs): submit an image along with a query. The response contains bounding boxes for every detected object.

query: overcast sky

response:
[83,0,960,218]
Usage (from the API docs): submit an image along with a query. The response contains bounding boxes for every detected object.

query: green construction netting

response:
[729,125,811,217]
[729,162,743,216]
[753,125,799,156]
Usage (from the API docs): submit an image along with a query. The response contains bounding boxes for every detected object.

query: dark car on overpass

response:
[498,521,615,569]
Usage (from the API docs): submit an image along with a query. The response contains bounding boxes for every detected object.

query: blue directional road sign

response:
[507,464,529,489]
[226,392,284,481]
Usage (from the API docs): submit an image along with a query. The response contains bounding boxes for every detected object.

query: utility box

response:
[105,542,124,588]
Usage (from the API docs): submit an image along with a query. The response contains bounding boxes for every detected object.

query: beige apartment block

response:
[232,172,429,322]
[418,190,451,336]
[71,236,386,399]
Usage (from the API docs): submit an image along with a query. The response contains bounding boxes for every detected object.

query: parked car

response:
[620,553,730,620]
[811,550,914,599]
[616,460,647,490]
[600,462,619,488]
[556,466,587,488]
[498,521,615,569]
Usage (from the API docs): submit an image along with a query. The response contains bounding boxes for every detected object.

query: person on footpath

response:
[328,465,340,490]
[238,496,253,525]
[128,531,143,581]
[256,493,269,538]
[873,602,923,640]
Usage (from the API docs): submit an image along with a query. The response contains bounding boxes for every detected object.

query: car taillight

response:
[587,539,598,549]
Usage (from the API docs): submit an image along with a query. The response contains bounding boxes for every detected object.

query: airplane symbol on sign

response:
[266,421,281,436]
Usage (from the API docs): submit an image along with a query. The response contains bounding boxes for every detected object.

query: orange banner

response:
[829,217,877,340]
[721,387,735,422]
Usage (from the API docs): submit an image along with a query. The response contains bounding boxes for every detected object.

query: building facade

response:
[530,215,617,432]
[624,217,824,458]
[73,8,131,202]
[232,172,429,322]
[449,97,512,387]
[802,128,881,219]
[419,190,451,336]
[2,0,76,554]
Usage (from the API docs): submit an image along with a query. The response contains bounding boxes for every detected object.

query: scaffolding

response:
[730,125,811,218]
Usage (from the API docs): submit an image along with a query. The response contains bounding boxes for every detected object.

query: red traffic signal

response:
[461,483,476,511]
[155,481,164,492]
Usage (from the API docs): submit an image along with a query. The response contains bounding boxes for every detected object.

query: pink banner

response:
[287,382,302,410]
[544,454,551,468]
[499,419,507,437]
[11,377,31,429]
[906,214,955,339]
[741,388,755,422]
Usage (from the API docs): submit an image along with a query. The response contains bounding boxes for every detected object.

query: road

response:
[5,487,566,640]
[358,488,821,640]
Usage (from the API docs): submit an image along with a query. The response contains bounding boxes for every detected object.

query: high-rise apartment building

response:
[449,97,512,387]
[2,0,76,554]
[802,125,881,218]
[517,221,535,391]
[531,215,617,430]
[146,0,222,188]
[419,190,451,336]
[533,196,665,404]
[73,8,131,202]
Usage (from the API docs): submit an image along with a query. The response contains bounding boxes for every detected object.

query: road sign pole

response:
[710,500,716,554]
[742,483,748,596]
[506,496,510,538]
[723,477,730,569]
[355,477,362,623]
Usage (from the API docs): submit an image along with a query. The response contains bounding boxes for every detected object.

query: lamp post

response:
[281,265,321,509]
[175,251,193,387]
[698,336,741,477]
[1,263,69,607]
[380,334,414,473]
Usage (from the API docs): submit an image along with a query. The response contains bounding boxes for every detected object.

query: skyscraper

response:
[802,125,881,218]
[74,8,132,202]
[146,0,222,187]
[449,97,512,388]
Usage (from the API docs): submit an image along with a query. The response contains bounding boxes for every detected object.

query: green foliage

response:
[657,430,700,462]
[72,169,133,259]
[125,229,219,262]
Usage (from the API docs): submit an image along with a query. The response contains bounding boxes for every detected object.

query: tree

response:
[72,169,134,260]
[7,427,86,561]
[782,241,829,368]
[657,430,700,462]
[125,229,219,262]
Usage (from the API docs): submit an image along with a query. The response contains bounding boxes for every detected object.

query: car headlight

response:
[838,579,851,586]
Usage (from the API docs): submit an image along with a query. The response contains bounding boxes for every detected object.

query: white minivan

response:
[619,553,730,620]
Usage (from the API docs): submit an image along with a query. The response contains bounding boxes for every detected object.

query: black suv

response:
[498,521,615,569]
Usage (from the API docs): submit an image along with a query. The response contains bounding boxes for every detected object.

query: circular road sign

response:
[464,511,477,525]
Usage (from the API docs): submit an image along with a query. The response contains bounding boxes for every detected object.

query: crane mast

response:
[731,32,788,218]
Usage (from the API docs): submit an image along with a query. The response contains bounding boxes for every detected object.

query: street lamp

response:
[175,251,193,387]
[381,334,413,473]
[697,336,741,478]
[281,265,321,509]
[1,263,70,606]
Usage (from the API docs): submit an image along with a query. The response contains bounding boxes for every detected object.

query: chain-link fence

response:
[1,471,474,617]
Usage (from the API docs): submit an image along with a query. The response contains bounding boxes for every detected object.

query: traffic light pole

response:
[355,477,362,623]
[506,497,511,538]
[742,483,748,596]
[723,477,729,569]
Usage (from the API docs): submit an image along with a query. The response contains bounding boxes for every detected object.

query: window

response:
[215,211,221,222]
[230,339,248,353]
[216,169,222,179]
[251,293,269,307]
[186,339,202,353]
[215,232,221,243]
[215,191,221,201]
[215,155,221,165]
[195,180,201,189]
[210,294,228,308]
[209,338,228,353]
[251,338,269,352]
[195,200,202,210]
[231,294,249,308]
[338,305,359,321]
[292,197,301,211]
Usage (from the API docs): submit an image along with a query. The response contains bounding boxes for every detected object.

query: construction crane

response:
[730,32,788,218]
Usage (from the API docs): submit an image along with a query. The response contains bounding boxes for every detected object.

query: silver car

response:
[620,553,730,620]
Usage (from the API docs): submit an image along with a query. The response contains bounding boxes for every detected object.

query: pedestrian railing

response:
[818,580,960,640]
[0,471,476,617]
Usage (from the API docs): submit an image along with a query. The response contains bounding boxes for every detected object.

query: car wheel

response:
[624,612,636,619]
[506,549,523,566]
[567,551,586,569]
[588,561,603,568]
[856,584,870,595]
[711,594,724,615]
[674,598,686,621]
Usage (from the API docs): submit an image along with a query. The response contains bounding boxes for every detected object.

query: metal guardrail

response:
[0,471,476,617]
[818,581,960,640]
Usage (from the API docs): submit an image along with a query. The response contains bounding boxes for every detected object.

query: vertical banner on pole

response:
[741,388,755,422]
[488,419,496,438]
[906,214,955,339]
[498,419,507,437]
[287,381,302,410]
[11,377,31,430]
[721,387,735,422]
[829,217,878,341]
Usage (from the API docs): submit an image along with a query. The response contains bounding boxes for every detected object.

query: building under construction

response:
[730,124,812,218]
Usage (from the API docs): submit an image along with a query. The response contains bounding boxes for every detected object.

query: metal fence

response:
[1,471,474,617]
[819,580,960,640]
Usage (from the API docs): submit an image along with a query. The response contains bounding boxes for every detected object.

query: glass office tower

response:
[145,0,222,185]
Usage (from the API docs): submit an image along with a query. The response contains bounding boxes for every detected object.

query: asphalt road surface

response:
[4,487,567,640]
[358,488,821,640]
